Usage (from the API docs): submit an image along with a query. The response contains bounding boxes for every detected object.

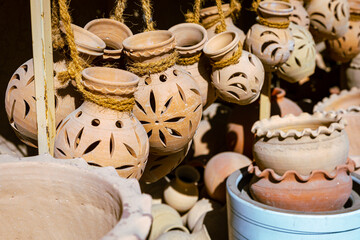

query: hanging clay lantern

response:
[168,23,216,109]
[244,1,295,71]
[346,53,360,88]
[289,0,310,29]
[325,0,360,63]
[277,23,316,83]
[200,3,246,42]
[203,31,265,105]
[123,30,203,156]
[5,24,105,147]
[306,0,350,41]
[54,67,149,180]
[84,18,133,60]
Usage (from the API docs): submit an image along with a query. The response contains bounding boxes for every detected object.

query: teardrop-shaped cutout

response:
[88,162,102,167]
[176,84,186,104]
[116,164,135,170]
[159,130,167,147]
[165,116,185,123]
[135,100,147,115]
[74,127,84,149]
[83,140,101,155]
[150,90,156,113]
[110,133,115,157]
[161,96,173,115]
[24,100,30,118]
[123,143,137,158]
[165,127,182,137]
[56,148,66,156]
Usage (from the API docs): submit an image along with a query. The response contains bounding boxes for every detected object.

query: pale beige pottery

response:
[289,0,310,29]
[54,67,149,180]
[346,53,360,88]
[0,154,152,240]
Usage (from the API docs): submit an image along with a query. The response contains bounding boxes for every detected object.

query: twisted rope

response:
[141,0,156,31]
[51,0,65,49]
[215,0,227,33]
[177,52,202,66]
[252,0,290,29]
[210,43,243,70]
[111,0,127,23]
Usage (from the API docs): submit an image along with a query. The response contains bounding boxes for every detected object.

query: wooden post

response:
[259,71,272,120]
[30,0,56,155]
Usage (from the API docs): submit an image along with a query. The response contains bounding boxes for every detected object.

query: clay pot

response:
[244,1,294,71]
[289,0,310,29]
[200,3,245,43]
[123,30,202,157]
[313,87,360,157]
[346,53,360,88]
[203,31,265,105]
[204,152,252,203]
[168,23,216,109]
[186,198,215,231]
[277,23,316,83]
[163,165,200,213]
[306,0,350,41]
[248,160,355,212]
[149,204,189,240]
[0,154,152,240]
[54,67,149,180]
[252,112,349,175]
[84,18,133,60]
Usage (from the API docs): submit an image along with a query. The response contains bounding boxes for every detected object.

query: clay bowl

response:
[0,154,152,240]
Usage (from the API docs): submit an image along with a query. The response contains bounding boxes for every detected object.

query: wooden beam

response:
[30,0,56,155]
[259,71,272,120]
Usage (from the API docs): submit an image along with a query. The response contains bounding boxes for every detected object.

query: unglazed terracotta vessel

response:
[313,87,360,157]
[163,165,200,213]
[289,0,310,29]
[248,160,355,212]
[168,23,216,109]
[203,31,265,105]
[84,18,133,60]
[252,112,349,175]
[306,0,350,41]
[5,25,105,148]
[0,154,152,240]
[123,30,202,156]
[204,152,252,203]
[186,198,217,232]
[244,1,294,71]
[200,3,245,42]
[346,53,360,88]
[54,67,149,180]
[277,23,316,83]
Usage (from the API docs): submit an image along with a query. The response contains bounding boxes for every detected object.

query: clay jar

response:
[84,18,133,60]
[313,87,360,157]
[5,24,105,148]
[289,0,310,29]
[244,1,294,71]
[54,67,149,180]
[306,0,350,41]
[163,165,200,213]
[346,53,360,88]
[168,23,216,109]
[200,3,245,43]
[203,31,265,105]
[326,0,360,63]
[277,23,316,83]
[248,161,355,212]
[252,112,349,176]
[123,30,202,156]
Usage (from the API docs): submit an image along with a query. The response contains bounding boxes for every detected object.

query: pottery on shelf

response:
[244,1,294,71]
[252,112,349,175]
[123,30,202,157]
[248,160,355,212]
[203,31,265,105]
[168,23,216,109]
[277,23,316,83]
[54,67,149,180]
[313,87,360,157]
[84,18,133,60]
[0,154,152,240]
[204,152,252,203]
[200,3,246,42]
[306,0,350,41]
[289,0,310,29]
[163,165,200,213]
[346,53,360,88]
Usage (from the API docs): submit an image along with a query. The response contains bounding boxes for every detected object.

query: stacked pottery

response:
[289,0,310,29]
[326,0,360,63]
[249,112,353,212]
[346,53,360,88]
[5,24,105,147]
[54,67,149,180]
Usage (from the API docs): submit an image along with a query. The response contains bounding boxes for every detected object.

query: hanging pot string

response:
[252,0,290,29]
[56,0,135,112]
[51,0,65,49]
[110,0,127,23]
[141,0,156,31]
[209,43,243,70]
[215,0,227,33]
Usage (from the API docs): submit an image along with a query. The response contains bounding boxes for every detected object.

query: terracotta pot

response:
[277,23,316,83]
[0,154,152,240]
[200,3,245,43]
[226,88,302,158]
[203,31,265,105]
[306,0,350,41]
[204,152,252,203]
[186,198,215,231]
[163,165,200,213]
[244,1,294,71]
[252,112,349,175]
[84,18,133,60]
[313,87,360,157]
[289,0,310,29]
[168,23,216,109]
[346,53,360,88]
[54,67,149,180]
[248,160,355,212]
[123,30,202,157]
